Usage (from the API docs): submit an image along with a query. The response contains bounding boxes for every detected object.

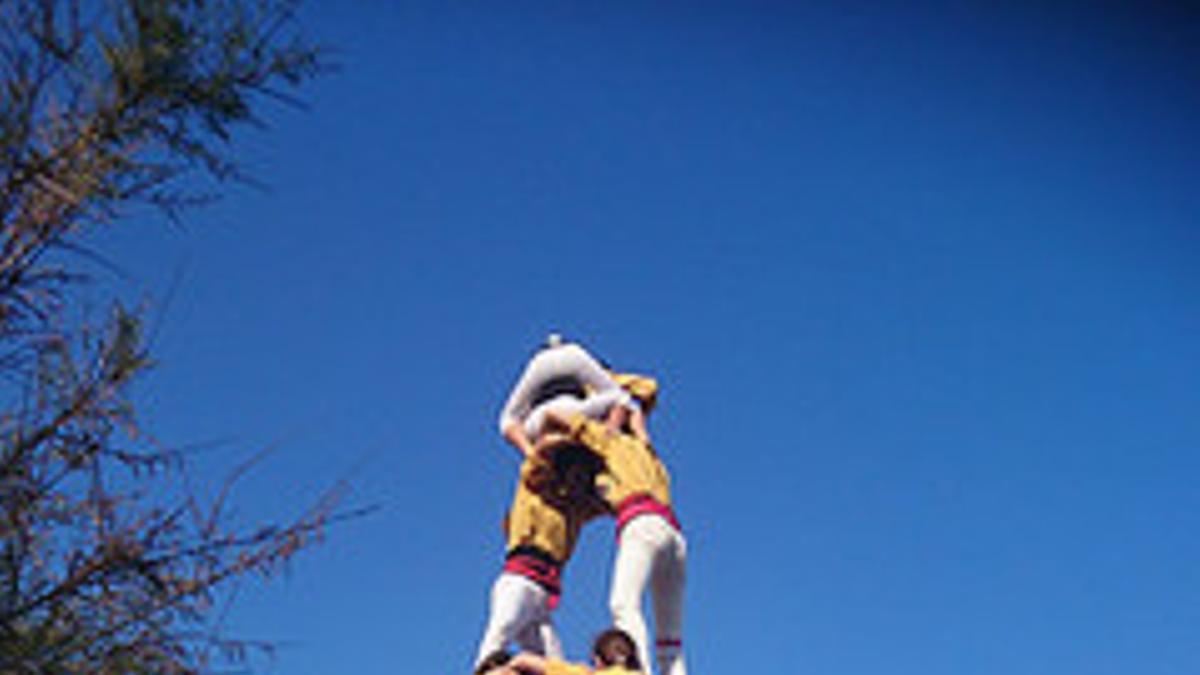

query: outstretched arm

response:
[627,405,651,445]
[605,401,629,433]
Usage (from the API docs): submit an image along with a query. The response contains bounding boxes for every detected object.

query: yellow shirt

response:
[568,416,672,510]
[505,451,607,561]
[505,458,577,561]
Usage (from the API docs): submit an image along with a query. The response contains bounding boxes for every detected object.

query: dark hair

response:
[592,628,641,670]
[475,649,512,675]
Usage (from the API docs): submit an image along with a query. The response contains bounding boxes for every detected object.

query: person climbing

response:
[473,445,607,667]
[537,371,687,675]
[498,334,631,459]
[475,335,619,669]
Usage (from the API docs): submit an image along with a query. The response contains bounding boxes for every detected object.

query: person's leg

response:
[520,618,563,660]
[511,602,561,659]
[576,388,628,423]
[651,526,688,675]
[609,517,659,672]
[513,621,540,653]
[527,389,626,440]
[475,573,546,666]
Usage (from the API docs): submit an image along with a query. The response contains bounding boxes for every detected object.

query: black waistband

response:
[506,545,559,567]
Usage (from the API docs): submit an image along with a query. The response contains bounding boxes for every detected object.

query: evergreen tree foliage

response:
[0,1,342,671]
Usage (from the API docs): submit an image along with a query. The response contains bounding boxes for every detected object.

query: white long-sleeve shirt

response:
[498,343,631,440]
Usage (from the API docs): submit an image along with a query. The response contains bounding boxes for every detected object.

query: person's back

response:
[535,375,688,675]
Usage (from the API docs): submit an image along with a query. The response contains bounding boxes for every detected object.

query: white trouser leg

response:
[476,572,556,666]
[525,389,628,439]
[517,619,563,659]
[609,516,665,673]
[541,619,564,659]
[652,527,687,675]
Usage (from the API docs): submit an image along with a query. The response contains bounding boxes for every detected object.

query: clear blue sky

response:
[93,2,1198,674]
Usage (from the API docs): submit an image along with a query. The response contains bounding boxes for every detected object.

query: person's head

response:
[591,628,641,671]
[474,649,512,675]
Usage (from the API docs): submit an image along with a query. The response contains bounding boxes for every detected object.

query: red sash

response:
[615,494,682,538]
[503,547,563,609]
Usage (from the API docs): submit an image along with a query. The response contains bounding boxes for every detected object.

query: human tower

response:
[473,335,688,675]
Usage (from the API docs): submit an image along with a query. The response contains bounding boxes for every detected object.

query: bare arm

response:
[627,405,651,445]
[502,421,537,459]
[605,402,629,434]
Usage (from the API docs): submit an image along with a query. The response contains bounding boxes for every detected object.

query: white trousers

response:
[498,342,631,438]
[609,515,688,675]
[475,572,563,667]
[524,390,627,439]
